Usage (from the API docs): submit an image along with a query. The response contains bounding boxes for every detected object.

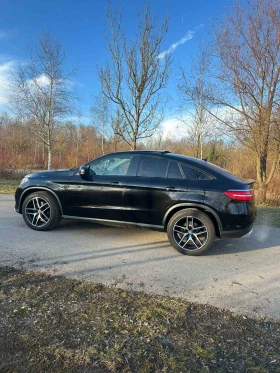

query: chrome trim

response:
[241,228,253,238]
[79,205,154,211]
[19,187,63,215]
[62,215,164,230]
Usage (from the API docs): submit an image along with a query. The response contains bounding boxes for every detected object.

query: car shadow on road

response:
[209,225,280,255]
[56,220,279,256]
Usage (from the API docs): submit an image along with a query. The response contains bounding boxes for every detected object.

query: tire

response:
[167,209,215,256]
[22,191,61,231]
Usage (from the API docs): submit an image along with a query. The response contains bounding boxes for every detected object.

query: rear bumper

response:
[220,224,254,239]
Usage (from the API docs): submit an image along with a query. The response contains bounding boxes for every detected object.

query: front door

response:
[64,154,134,221]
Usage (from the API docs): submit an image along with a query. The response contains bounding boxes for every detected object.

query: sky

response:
[0,0,234,131]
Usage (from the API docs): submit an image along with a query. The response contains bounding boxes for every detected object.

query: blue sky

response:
[0,0,234,123]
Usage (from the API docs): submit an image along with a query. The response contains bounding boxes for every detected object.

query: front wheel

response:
[22,191,61,231]
[167,209,215,256]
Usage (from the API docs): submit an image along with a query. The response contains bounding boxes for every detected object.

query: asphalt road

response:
[1,194,279,320]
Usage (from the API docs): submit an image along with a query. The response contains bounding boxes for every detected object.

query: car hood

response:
[27,169,73,178]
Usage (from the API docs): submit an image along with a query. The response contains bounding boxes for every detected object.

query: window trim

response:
[166,160,184,179]
[178,162,215,180]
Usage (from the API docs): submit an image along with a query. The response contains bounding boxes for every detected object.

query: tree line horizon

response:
[0,0,279,204]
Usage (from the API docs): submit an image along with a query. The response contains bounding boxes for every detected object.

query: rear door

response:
[123,156,188,226]
[64,154,134,221]
[179,162,214,204]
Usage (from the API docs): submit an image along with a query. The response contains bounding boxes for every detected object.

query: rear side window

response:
[137,156,168,178]
[167,161,183,179]
[180,163,213,180]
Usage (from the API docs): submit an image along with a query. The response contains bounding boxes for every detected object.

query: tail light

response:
[224,190,254,201]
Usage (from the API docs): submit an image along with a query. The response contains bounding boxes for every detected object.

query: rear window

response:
[137,156,168,178]
[203,162,242,181]
[167,161,183,179]
[180,164,213,180]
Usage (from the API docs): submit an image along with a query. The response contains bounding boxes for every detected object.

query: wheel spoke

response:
[193,234,203,248]
[25,197,51,227]
[40,211,49,221]
[174,229,185,234]
[35,197,40,209]
[39,214,48,223]
[26,211,36,216]
[178,233,187,245]
[41,205,50,213]
[31,213,37,225]
[186,216,193,229]
[35,214,40,226]
[195,229,208,235]
[173,215,209,251]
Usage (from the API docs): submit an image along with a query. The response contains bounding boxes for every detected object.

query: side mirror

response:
[79,165,89,180]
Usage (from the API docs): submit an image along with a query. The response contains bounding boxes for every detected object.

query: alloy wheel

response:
[173,215,208,251]
[24,197,51,227]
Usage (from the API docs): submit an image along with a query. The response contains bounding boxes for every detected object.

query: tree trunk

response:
[47,145,52,170]
[132,135,137,150]
[258,182,267,204]
[256,153,267,204]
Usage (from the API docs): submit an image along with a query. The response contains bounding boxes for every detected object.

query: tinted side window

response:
[137,156,168,178]
[167,161,183,179]
[180,164,213,180]
[90,155,133,176]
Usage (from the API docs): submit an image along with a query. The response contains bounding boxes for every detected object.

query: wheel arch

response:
[163,203,222,238]
[19,187,63,215]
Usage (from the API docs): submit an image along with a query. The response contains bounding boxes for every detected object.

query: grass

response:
[0,266,279,373]
[256,207,280,228]
[0,179,19,194]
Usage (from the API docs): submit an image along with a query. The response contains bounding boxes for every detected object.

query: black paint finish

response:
[15,151,256,238]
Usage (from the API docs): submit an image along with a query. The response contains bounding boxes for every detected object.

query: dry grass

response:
[0,179,19,194]
[0,267,279,372]
[256,207,280,228]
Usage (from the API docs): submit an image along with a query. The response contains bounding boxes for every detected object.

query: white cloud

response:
[0,60,16,106]
[158,24,204,59]
[161,116,188,139]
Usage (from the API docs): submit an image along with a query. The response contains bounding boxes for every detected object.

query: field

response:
[0,267,279,373]
[0,179,20,194]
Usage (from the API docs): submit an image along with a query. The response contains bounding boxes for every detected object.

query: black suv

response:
[15,150,256,255]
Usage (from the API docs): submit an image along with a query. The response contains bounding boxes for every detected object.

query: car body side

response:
[15,152,256,238]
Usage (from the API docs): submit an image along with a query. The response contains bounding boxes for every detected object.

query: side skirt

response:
[61,215,165,232]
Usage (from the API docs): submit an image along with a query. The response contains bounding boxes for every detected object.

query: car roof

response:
[84,150,241,180]
[106,150,238,179]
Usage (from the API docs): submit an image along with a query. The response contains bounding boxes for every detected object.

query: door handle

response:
[165,186,179,191]
[110,181,122,186]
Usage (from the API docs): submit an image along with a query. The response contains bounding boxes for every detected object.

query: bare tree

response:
[91,93,111,154]
[206,0,280,203]
[10,32,75,169]
[178,44,214,159]
[98,3,171,150]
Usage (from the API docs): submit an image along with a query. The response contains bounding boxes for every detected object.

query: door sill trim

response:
[62,215,165,231]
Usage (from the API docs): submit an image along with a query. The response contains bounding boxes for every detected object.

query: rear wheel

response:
[22,191,61,231]
[167,209,215,256]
